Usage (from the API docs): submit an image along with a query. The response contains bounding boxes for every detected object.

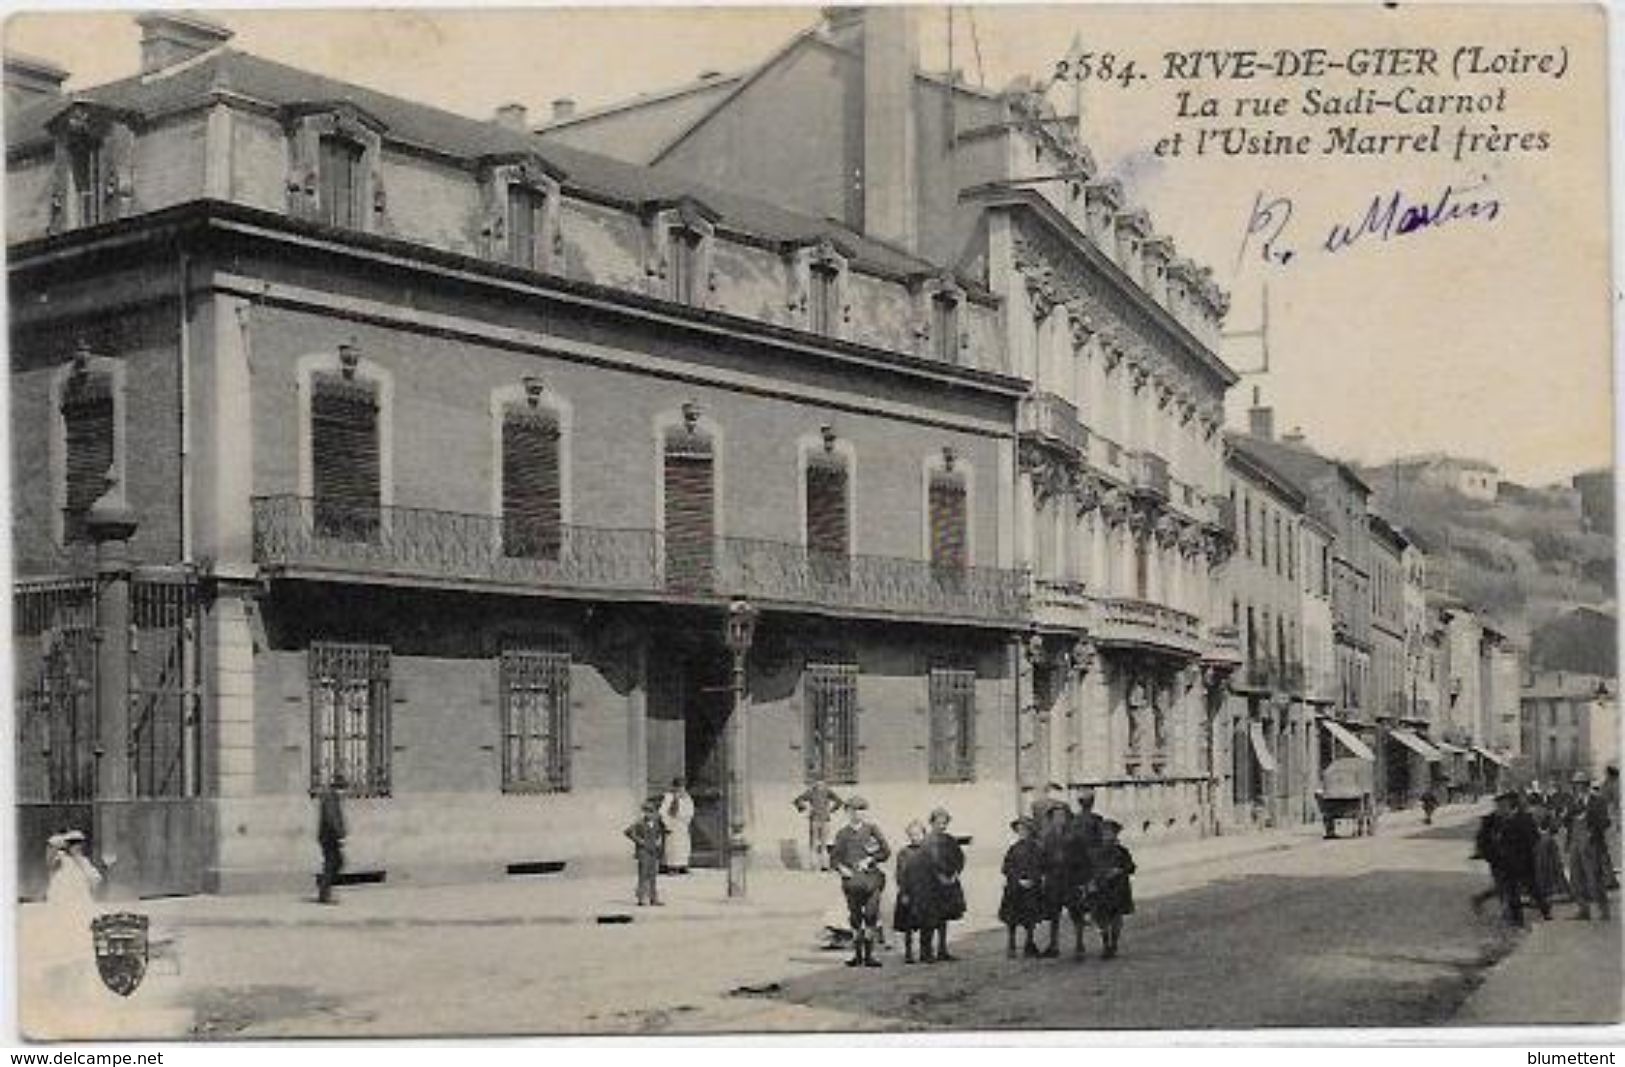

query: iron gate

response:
[131,575,204,797]
[15,578,96,802]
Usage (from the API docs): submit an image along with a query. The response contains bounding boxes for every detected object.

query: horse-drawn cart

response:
[1316,757,1378,838]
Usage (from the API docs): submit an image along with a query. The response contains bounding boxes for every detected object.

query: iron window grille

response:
[500,648,572,793]
[309,642,391,797]
[928,667,977,783]
[804,662,858,785]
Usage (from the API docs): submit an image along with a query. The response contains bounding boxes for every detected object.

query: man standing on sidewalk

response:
[793,778,844,873]
[1499,791,1551,925]
[316,773,347,905]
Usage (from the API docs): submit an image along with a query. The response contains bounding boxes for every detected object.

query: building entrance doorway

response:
[648,641,731,868]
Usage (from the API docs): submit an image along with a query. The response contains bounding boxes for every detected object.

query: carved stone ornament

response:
[1073,474,1101,516]
[1154,513,1182,548]
[1100,487,1131,527]
[1179,523,1208,558]
[1069,310,1096,351]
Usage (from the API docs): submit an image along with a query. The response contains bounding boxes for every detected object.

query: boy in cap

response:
[829,796,890,968]
[624,797,668,906]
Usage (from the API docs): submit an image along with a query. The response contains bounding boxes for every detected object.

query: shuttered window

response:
[809,263,840,336]
[933,294,960,362]
[929,667,976,783]
[309,642,391,797]
[805,662,858,784]
[670,229,705,305]
[806,456,849,583]
[311,373,381,542]
[664,428,714,593]
[508,185,542,269]
[502,407,561,560]
[319,136,363,229]
[501,648,571,793]
[70,140,102,226]
[60,372,115,544]
[928,473,967,572]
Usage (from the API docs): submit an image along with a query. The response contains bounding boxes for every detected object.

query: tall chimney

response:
[551,98,576,121]
[494,103,528,132]
[1248,385,1275,441]
[3,53,68,112]
[136,11,233,76]
[860,6,918,251]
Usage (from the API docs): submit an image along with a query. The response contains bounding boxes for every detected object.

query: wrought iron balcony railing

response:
[1021,391,1089,456]
[1127,450,1171,500]
[252,496,1029,625]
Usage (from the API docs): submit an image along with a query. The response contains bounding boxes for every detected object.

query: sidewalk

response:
[50,801,1481,934]
[1453,905,1624,1026]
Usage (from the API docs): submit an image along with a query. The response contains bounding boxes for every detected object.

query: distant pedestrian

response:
[1567,808,1612,921]
[624,797,667,906]
[830,797,889,968]
[999,816,1045,959]
[923,807,966,963]
[793,778,845,872]
[316,774,347,905]
[1499,791,1551,924]
[1533,812,1571,904]
[1420,787,1438,825]
[1583,782,1618,891]
[892,821,936,964]
[1089,819,1137,959]
[1469,794,1508,918]
[659,778,695,875]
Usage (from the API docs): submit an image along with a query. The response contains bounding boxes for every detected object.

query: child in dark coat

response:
[1088,819,1136,959]
[624,798,667,906]
[999,816,1046,958]
[893,821,938,964]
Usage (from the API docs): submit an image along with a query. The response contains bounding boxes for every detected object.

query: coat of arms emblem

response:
[90,912,149,997]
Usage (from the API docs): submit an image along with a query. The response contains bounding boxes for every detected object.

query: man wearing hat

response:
[624,797,668,906]
[829,796,890,968]
[1498,789,1549,925]
[316,773,348,905]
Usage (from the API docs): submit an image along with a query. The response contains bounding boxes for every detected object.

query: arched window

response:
[502,404,562,560]
[806,449,850,582]
[663,419,715,593]
[310,370,381,542]
[59,367,116,544]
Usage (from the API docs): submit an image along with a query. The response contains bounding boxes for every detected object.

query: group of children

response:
[999,785,1137,960]
[626,783,1140,963]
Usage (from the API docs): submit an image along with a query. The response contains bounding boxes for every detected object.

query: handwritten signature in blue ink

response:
[1238,178,1503,268]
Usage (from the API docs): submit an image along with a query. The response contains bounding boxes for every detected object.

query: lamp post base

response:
[726,835,749,898]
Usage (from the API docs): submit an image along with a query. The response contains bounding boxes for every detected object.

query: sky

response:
[5,4,1613,486]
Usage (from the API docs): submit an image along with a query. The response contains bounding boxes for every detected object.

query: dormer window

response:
[794,238,849,339]
[46,103,137,233]
[809,261,841,336]
[645,199,718,308]
[285,103,386,233]
[479,154,563,271]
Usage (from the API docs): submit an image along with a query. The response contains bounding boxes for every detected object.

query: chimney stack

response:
[1247,385,1275,441]
[3,53,68,112]
[859,5,918,252]
[551,97,576,121]
[494,103,528,132]
[136,11,232,75]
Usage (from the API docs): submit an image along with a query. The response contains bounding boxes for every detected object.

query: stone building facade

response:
[7,14,1036,895]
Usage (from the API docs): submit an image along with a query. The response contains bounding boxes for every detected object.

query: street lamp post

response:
[722,600,758,899]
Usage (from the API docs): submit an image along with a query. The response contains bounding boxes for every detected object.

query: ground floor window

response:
[309,642,392,796]
[500,648,572,792]
[804,662,858,784]
[928,666,976,783]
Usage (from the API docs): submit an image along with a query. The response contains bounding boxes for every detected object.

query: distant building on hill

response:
[1573,468,1614,536]
[1387,453,1500,502]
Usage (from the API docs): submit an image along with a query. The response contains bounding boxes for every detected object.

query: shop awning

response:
[1433,741,1468,756]
[1320,718,1375,761]
[1249,722,1279,773]
[1390,728,1442,763]
[1472,745,1512,768]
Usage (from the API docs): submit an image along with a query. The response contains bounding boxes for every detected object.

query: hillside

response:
[1359,467,1615,652]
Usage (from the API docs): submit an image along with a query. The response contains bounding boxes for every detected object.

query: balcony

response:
[1095,596,1202,655]
[251,496,1030,626]
[1033,578,1098,633]
[1021,392,1089,457]
[1205,623,1244,668]
[1127,450,1171,501]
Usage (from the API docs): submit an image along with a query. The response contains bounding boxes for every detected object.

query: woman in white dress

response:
[659,778,695,875]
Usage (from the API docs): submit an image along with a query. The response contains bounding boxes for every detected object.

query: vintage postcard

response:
[4,2,1617,1041]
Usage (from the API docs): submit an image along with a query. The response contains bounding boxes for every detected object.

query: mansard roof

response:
[5,48,967,286]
